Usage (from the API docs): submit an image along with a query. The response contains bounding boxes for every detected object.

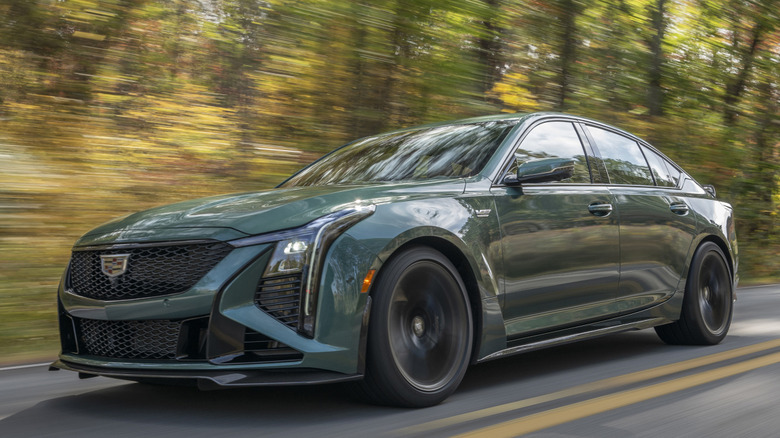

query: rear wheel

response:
[358,246,473,407]
[655,242,733,345]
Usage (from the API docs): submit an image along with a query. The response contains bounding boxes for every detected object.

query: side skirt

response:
[477,317,669,363]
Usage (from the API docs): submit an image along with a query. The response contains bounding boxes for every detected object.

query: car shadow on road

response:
[0,377,380,436]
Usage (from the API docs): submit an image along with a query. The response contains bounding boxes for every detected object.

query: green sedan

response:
[52,112,738,407]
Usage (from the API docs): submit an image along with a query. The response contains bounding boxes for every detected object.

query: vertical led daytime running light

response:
[231,205,375,338]
[300,205,375,337]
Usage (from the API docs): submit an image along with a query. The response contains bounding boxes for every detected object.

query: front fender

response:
[343,197,508,361]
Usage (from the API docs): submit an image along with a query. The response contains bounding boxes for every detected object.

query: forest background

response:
[1,0,778,363]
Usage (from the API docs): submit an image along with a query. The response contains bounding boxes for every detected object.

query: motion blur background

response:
[0,0,778,364]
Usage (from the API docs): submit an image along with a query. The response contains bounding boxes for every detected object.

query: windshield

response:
[281,120,518,187]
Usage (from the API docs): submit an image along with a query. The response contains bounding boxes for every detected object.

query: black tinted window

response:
[641,145,677,187]
[663,156,681,186]
[588,126,653,185]
[510,121,591,183]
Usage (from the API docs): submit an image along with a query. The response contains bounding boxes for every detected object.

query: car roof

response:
[397,112,628,134]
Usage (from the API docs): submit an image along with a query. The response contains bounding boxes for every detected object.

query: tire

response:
[655,242,733,345]
[357,246,473,408]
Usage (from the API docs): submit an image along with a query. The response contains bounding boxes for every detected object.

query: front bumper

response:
[56,232,377,384]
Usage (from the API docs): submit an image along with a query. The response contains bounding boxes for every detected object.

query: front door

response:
[492,120,620,338]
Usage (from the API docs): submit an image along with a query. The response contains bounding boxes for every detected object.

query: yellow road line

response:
[456,350,780,437]
[398,338,780,435]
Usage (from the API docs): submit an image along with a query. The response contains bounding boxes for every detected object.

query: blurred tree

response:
[646,0,667,116]
[720,0,773,125]
[555,0,582,111]
[476,0,506,97]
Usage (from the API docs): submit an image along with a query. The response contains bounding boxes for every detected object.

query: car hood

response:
[75,180,466,246]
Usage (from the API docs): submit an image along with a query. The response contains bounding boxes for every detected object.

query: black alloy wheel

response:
[655,242,733,345]
[358,246,473,407]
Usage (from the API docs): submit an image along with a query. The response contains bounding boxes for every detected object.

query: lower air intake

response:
[255,275,302,330]
[78,318,181,360]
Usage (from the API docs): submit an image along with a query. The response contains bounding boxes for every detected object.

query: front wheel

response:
[655,242,733,345]
[357,246,473,407]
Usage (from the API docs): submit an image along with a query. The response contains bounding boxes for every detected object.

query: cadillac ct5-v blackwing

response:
[52,113,738,407]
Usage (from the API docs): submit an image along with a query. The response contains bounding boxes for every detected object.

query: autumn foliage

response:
[0,0,778,362]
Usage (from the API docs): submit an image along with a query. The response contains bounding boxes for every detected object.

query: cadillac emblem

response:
[100,254,130,277]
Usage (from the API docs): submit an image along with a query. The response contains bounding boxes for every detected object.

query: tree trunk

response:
[348,10,370,138]
[723,21,763,125]
[647,0,666,116]
[749,79,778,243]
[477,0,504,97]
[556,0,577,112]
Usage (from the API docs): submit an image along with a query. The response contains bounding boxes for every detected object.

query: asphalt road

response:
[2,284,779,437]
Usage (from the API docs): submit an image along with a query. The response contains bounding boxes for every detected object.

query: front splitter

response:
[50,359,362,390]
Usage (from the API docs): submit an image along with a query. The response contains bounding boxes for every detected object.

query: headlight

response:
[231,205,376,337]
[264,237,311,277]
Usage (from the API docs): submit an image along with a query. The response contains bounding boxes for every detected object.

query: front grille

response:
[69,242,233,300]
[78,318,182,360]
[255,275,301,329]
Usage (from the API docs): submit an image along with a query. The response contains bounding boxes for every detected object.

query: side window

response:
[587,125,653,185]
[641,145,677,187]
[510,121,591,183]
[663,157,681,187]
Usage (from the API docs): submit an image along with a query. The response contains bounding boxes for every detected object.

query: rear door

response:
[492,120,620,337]
[583,124,697,311]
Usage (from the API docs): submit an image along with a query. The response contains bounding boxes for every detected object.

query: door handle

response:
[588,202,613,217]
[670,202,689,216]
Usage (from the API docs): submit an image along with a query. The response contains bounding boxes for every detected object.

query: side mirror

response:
[505,157,575,185]
[702,184,716,198]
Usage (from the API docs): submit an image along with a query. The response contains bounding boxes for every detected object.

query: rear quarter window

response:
[641,145,678,187]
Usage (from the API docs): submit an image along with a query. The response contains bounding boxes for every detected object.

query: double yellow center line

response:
[398,338,780,437]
